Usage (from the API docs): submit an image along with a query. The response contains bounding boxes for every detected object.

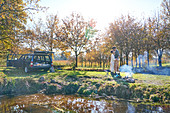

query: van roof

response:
[8,51,54,56]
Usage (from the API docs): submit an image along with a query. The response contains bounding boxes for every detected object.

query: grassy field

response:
[0,66,169,86]
[53,59,170,69]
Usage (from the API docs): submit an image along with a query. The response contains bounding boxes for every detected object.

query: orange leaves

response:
[1,15,5,19]
[0,0,4,4]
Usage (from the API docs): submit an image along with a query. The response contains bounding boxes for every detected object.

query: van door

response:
[25,55,33,67]
[18,55,26,67]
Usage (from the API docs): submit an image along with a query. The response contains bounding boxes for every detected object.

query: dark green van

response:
[7,51,53,73]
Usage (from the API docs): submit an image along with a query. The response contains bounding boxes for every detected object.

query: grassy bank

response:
[0,67,169,104]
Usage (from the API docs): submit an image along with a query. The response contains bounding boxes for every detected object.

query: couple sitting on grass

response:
[110,46,120,77]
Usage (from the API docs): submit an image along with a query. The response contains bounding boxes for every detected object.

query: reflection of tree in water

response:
[131,103,167,113]
[127,102,135,113]
[112,101,128,113]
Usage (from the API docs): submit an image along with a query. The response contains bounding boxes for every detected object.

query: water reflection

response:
[0,94,169,113]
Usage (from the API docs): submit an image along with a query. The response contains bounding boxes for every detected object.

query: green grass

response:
[1,66,169,86]
[0,67,46,78]
[76,67,109,69]
[148,63,170,67]
[162,63,170,67]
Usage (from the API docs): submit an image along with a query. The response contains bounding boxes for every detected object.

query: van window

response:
[25,55,33,61]
[19,55,25,60]
[33,55,48,62]
[45,56,51,62]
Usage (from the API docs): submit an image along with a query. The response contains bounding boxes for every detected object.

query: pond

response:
[0,94,169,113]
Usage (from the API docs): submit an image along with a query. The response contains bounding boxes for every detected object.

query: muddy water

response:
[0,94,169,113]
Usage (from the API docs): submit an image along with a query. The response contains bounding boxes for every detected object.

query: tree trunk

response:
[85,59,86,67]
[50,31,53,56]
[155,58,157,66]
[139,56,141,68]
[103,61,105,70]
[120,52,123,66]
[137,49,140,68]
[30,36,33,53]
[81,57,83,67]
[75,51,78,67]
[100,56,102,68]
[126,52,128,65]
[131,52,133,67]
[158,54,162,67]
[135,56,138,68]
[156,49,163,67]
[147,50,150,67]
[123,57,125,65]
[81,61,83,67]
[142,55,145,67]
[120,50,123,66]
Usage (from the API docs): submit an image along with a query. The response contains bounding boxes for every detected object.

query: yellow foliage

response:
[0,0,44,53]
[1,15,5,19]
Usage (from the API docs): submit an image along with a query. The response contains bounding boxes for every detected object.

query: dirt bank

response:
[0,77,169,104]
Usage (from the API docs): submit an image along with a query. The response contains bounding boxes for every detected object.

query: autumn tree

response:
[143,18,154,66]
[46,14,59,52]
[57,12,94,67]
[161,0,170,39]
[0,0,44,53]
[21,27,36,52]
[0,0,46,64]
[160,0,170,52]
[107,15,139,66]
[149,13,168,67]
[120,15,138,65]
[107,22,124,66]
[29,14,59,53]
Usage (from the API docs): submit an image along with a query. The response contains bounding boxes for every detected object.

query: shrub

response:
[64,82,80,94]
[45,85,58,94]
[77,83,89,95]
[149,94,161,102]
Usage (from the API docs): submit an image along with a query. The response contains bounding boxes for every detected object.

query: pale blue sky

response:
[33,0,162,30]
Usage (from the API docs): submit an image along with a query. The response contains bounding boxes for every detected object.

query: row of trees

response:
[106,13,169,67]
[71,0,169,68]
[108,0,169,67]
[0,0,169,68]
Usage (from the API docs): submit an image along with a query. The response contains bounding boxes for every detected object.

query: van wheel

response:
[24,67,29,73]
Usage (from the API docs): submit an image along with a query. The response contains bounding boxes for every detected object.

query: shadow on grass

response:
[2,67,48,78]
[114,77,130,86]
[68,71,87,76]
[104,72,130,86]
